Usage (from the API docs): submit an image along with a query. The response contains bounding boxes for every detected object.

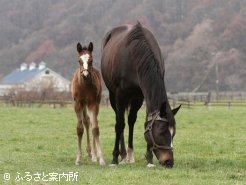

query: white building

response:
[0,62,70,95]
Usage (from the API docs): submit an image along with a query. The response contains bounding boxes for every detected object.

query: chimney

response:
[20,63,27,71]
[38,61,46,70]
[29,62,36,70]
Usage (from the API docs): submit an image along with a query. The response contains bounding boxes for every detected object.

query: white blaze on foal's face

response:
[80,54,90,76]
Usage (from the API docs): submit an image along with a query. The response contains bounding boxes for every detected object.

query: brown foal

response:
[71,42,105,165]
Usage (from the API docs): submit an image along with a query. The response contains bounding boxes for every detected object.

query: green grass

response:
[0,105,245,184]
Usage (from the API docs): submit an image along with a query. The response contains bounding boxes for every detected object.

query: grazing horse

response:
[71,42,105,165]
[101,23,180,168]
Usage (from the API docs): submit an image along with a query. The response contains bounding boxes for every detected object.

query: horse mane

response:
[126,22,167,112]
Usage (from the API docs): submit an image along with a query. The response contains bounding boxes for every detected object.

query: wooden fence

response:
[1,91,246,108]
[168,91,246,108]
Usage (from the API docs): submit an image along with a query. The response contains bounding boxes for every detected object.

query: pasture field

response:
[0,104,245,185]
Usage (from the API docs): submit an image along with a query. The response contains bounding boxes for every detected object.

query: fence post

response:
[228,102,231,110]
[173,97,176,108]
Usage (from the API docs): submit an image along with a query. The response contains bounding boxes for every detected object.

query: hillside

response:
[0,0,246,92]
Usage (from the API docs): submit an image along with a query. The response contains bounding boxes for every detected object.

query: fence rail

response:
[1,91,246,108]
[0,99,72,108]
[173,100,246,108]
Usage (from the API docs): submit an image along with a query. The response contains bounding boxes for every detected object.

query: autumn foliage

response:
[0,0,246,92]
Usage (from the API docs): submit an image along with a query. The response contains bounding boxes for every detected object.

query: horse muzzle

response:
[81,70,89,77]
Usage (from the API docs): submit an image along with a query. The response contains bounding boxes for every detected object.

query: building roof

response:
[0,62,69,85]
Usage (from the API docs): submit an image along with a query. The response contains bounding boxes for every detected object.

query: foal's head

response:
[77,42,93,81]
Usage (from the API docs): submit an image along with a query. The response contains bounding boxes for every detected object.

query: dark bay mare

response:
[101,23,180,168]
[71,42,105,165]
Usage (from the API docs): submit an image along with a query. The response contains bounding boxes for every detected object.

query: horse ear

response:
[88,42,93,52]
[77,42,83,53]
[172,105,181,116]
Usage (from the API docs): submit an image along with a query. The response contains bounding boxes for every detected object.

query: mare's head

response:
[77,42,94,82]
[144,104,181,168]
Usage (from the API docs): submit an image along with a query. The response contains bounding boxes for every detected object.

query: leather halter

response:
[144,111,173,152]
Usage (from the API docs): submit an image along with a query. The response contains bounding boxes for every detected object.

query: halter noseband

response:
[144,111,173,152]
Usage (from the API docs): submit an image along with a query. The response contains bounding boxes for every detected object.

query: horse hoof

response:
[75,161,80,166]
[109,158,118,167]
[147,163,155,168]
[92,156,97,162]
[127,157,135,164]
[87,154,92,160]
[125,148,135,163]
[129,159,135,163]
[119,158,127,164]
[99,159,106,165]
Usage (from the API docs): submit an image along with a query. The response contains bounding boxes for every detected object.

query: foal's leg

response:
[74,102,84,165]
[87,104,105,165]
[126,98,143,163]
[82,109,92,160]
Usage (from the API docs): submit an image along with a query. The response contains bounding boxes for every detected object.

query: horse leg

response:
[88,104,105,165]
[126,98,143,163]
[119,132,127,162]
[109,91,126,161]
[111,91,127,165]
[91,131,97,163]
[146,145,155,167]
[74,102,84,165]
[82,109,92,160]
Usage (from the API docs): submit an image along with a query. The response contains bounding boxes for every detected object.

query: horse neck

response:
[137,62,173,120]
[144,81,167,114]
[143,81,175,124]
[144,86,174,123]
[77,68,101,96]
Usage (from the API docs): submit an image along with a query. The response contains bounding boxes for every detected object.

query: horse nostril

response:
[82,71,89,77]
[159,160,173,168]
[165,160,173,168]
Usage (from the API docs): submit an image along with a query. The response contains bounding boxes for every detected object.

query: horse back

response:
[101,25,140,91]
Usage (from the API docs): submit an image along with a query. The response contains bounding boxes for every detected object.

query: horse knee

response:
[115,123,125,133]
[77,127,84,136]
[92,127,99,137]
[77,122,84,136]
[83,116,90,128]
[128,114,137,126]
